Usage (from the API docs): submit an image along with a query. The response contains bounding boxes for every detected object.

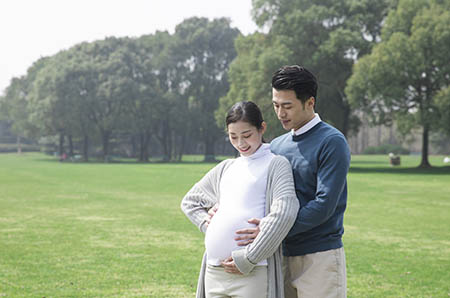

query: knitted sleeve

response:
[232,156,299,274]
[180,160,230,233]
[287,134,350,236]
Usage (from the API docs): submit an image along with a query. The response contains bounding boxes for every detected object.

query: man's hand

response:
[221,257,242,274]
[235,218,260,246]
[204,203,219,229]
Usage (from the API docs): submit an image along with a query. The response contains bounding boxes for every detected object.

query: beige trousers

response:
[284,247,347,298]
[204,265,268,298]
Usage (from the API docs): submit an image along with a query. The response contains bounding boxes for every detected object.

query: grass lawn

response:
[0,153,449,297]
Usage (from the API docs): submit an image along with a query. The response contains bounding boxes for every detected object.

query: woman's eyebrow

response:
[229,129,252,135]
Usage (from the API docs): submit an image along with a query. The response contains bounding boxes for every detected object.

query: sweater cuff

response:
[199,220,207,233]
[232,248,255,275]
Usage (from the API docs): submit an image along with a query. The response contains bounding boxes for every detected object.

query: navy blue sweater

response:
[271,121,351,256]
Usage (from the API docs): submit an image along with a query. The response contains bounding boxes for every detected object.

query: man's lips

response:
[239,147,250,152]
[280,119,290,125]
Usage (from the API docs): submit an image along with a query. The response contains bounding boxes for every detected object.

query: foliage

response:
[173,17,240,161]
[0,144,40,153]
[346,0,450,167]
[362,144,410,155]
[216,33,291,138]
[220,0,394,137]
[2,18,240,162]
[435,86,450,136]
[0,58,50,140]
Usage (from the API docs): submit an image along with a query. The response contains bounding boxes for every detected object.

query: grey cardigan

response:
[181,155,299,298]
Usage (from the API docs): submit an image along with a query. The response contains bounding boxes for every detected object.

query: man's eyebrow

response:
[272,101,293,106]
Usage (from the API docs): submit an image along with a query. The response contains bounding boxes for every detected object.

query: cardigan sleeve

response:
[180,160,229,233]
[232,156,299,274]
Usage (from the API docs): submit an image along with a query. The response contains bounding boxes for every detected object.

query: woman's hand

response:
[204,203,219,228]
[221,257,242,275]
[234,218,260,246]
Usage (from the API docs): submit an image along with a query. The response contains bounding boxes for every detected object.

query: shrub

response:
[0,144,40,153]
[362,144,410,155]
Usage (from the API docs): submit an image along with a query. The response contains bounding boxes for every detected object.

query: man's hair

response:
[271,65,318,103]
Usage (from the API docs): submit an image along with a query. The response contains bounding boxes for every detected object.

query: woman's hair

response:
[225,101,264,130]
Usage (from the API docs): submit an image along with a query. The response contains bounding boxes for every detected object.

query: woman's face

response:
[227,120,266,157]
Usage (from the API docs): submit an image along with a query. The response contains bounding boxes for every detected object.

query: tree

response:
[435,86,450,137]
[346,0,450,167]
[121,33,171,162]
[64,38,131,161]
[141,31,187,162]
[45,47,99,161]
[216,33,292,139]
[29,52,89,157]
[173,17,239,161]
[225,0,395,137]
[1,58,50,153]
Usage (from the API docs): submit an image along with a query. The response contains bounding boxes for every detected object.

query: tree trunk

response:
[101,131,110,162]
[138,133,144,162]
[83,135,89,162]
[419,125,431,168]
[131,135,137,158]
[17,136,22,154]
[178,134,186,162]
[138,132,150,163]
[143,132,150,162]
[377,126,382,146]
[204,135,216,162]
[341,104,350,138]
[163,125,172,162]
[68,135,74,156]
[59,133,65,156]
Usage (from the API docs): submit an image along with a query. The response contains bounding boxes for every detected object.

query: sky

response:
[0,0,258,95]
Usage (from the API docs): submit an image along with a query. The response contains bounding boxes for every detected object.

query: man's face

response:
[272,88,315,131]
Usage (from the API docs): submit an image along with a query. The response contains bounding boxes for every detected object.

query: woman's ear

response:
[261,121,267,134]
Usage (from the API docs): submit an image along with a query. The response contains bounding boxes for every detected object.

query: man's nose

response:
[277,108,285,118]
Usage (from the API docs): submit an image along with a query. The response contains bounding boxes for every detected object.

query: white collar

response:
[240,143,271,160]
[291,113,322,136]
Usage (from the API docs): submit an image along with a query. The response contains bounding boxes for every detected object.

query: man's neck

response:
[293,113,316,131]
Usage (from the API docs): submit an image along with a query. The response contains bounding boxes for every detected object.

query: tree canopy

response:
[346,0,450,167]
[219,0,395,138]
[1,18,239,162]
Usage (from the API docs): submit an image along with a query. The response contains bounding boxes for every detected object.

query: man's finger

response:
[234,234,256,241]
[236,239,254,246]
[247,218,261,225]
[235,228,258,235]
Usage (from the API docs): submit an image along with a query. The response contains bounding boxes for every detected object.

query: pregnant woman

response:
[181,101,299,298]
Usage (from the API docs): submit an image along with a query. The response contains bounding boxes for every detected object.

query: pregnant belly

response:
[204,210,257,265]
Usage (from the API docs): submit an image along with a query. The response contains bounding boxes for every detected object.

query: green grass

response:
[0,153,449,297]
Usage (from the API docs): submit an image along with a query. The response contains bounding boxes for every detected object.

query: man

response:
[220,65,350,297]
[269,65,350,297]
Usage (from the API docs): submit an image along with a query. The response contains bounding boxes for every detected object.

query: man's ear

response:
[307,97,315,109]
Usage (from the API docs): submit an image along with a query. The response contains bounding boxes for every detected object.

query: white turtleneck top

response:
[205,143,274,266]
